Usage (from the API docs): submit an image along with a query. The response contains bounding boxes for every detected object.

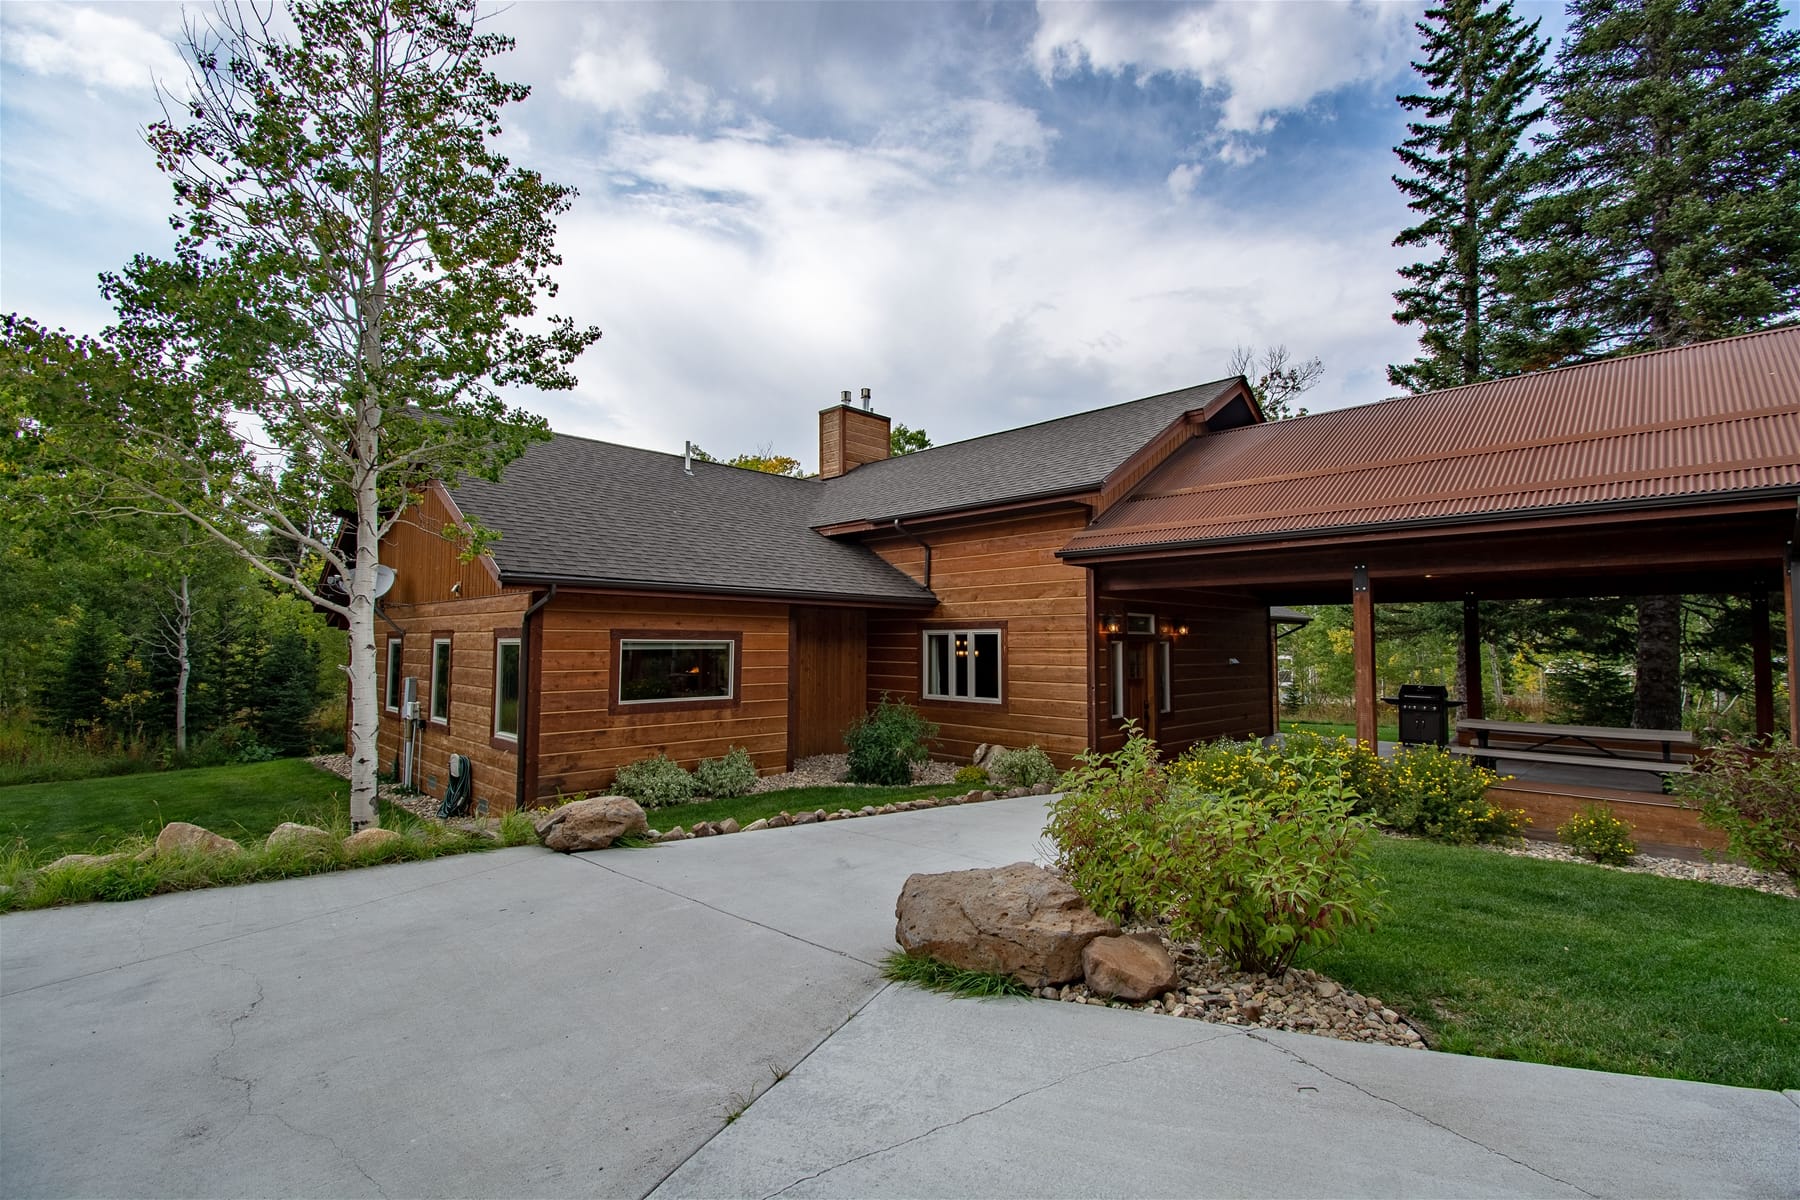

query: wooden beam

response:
[1353,565,1377,748]
[1462,594,1485,721]
[1751,591,1773,739]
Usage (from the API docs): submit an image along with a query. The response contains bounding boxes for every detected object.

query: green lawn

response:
[1280,719,1401,743]
[1304,837,1800,1091]
[640,782,968,830]
[0,759,350,860]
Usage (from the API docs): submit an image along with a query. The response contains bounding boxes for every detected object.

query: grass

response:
[1302,836,1800,1091]
[636,782,969,830]
[0,758,355,860]
[1280,719,1401,743]
[881,949,1034,998]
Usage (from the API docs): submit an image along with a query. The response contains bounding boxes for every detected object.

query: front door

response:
[1125,641,1159,739]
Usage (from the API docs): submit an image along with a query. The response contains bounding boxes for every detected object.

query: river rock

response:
[155,822,243,856]
[533,796,648,852]
[894,861,1118,987]
[1083,934,1180,1002]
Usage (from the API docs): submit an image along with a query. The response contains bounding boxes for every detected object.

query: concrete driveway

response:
[3,796,1795,1199]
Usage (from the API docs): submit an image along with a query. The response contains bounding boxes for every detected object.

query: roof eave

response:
[495,570,940,608]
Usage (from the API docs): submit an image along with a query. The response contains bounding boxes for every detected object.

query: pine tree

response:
[1510,0,1800,727]
[1389,0,1549,392]
[1514,0,1800,357]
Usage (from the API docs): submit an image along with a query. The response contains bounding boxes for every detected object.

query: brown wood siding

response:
[531,593,791,799]
[865,509,1093,766]
[819,406,891,478]
[381,485,502,606]
[792,607,867,758]
[1093,590,1273,756]
[372,591,531,815]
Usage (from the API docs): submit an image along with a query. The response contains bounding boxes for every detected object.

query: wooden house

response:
[371,327,1800,818]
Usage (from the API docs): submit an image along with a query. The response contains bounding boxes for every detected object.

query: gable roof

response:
[450,437,934,604]
[808,378,1247,527]
[1063,326,1800,558]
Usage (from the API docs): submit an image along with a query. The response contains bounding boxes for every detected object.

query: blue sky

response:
[1,0,1581,468]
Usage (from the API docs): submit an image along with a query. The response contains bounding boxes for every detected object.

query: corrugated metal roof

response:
[1065,327,1800,555]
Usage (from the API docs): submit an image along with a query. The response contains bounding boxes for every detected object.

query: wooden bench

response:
[1447,745,1692,775]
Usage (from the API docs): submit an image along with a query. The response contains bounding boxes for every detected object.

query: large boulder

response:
[154,822,243,857]
[1083,933,1179,1001]
[534,796,648,852]
[894,862,1118,987]
[266,822,335,852]
[343,827,404,853]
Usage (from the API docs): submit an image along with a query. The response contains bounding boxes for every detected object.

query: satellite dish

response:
[373,565,397,599]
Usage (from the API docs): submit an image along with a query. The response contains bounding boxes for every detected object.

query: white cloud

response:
[0,4,185,93]
[1032,1,1419,144]
[1166,161,1203,201]
[559,29,672,115]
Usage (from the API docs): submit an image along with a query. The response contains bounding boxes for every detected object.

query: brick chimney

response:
[818,388,891,479]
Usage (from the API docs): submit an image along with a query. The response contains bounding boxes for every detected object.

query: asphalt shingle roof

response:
[448,379,1241,600]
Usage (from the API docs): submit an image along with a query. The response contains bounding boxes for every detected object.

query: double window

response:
[618,638,735,705]
[430,637,452,724]
[494,637,521,741]
[923,629,1002,703]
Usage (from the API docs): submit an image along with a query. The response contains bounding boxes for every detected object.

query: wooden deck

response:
[1485,778,1724,852]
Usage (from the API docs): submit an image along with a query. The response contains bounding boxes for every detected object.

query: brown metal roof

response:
[1063,326,1800,557]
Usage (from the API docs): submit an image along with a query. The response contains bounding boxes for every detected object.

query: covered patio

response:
[1062,328,1800,845]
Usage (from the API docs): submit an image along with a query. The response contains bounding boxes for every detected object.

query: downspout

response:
[514,583,557,811]
[891,519,933,591]
[373,602,404,638]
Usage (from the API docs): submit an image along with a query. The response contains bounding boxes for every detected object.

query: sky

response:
[0,0,1583,470]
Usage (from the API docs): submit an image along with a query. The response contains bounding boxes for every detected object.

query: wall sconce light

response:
[1102,613,1123,636]
[1175,620,1190,637]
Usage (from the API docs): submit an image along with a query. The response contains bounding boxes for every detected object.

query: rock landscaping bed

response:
[1485,837,1796,899]
[750,753,958,793]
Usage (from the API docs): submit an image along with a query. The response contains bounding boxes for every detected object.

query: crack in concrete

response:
[1243,1031,1599,1198]
[757,1028,1233,1200]
[196,952,388,1198]
[574,856,883,969]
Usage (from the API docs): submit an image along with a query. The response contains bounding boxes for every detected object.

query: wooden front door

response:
[1125,641,1159,739]
[791,607,867,760]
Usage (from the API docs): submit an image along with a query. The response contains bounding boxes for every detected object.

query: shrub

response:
[953,764,990,788]
[694,746,758,799]
[1558,803,1637,865]
[844,695,937,786]
[1674,739,1800,884]
[612,754,696,808]
[1047,727,1382,974]
[1370,745,1525,845]
[989,745,1058,790]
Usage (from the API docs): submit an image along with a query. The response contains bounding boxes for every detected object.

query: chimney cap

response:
[860,387,872,410]
[840,390,852,405]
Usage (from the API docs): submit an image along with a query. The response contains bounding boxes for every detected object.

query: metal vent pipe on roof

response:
[683,440,694,476]
[861,387,872,411]
[840,390,852,405]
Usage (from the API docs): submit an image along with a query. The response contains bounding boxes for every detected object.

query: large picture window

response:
[384,637,403,712]
[618,639,735,705]
[494,638,521,740]
[430,636,452,724]
[923,629,1002,703]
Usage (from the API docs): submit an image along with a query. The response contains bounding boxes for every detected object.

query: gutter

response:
[515,583,556,811]
[495,572,937,608]
[890,518,934,591]
[1056,487,1800,562]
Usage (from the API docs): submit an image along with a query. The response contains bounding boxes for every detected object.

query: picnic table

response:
[1450,717,1698,777]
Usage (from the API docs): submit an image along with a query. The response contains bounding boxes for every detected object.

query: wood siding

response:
[792,606,867,760]
[1093,590,1273,756]
[381,484,503,606]
[864,509,1094,766]
[818,406,892,478]
[531,593,791,800]
[373,591,531,815]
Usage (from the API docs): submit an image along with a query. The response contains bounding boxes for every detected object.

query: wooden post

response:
[1462,594,1485,721]
[1787,543,1799,745]
[1751,592,1773,739]
[1353,565,1378,748]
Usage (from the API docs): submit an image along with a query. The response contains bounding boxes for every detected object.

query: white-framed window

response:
[923,629,1002,703]
[1126,612,1157,636]
[619,639,735,704]
[1109,642,1125,720]
[384,637,403,712]
[1159,641,1173,714]
[494,638,521,740]
[430,637,452,724]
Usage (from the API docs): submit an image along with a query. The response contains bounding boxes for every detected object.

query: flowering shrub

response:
[1674,739,1800,884]
[1558,803,1637,864]
[989,745,1058,790]
[613,754,695,808]
[693,746,757,799]
[1046,727,1382,975]
[1368,745,1526,845]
